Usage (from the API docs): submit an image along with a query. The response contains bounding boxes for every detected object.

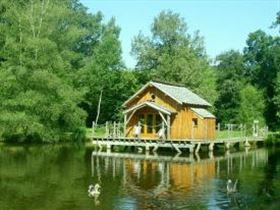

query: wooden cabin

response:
[123,81,216,140]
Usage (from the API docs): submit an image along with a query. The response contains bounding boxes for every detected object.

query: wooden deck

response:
[92,136,265,153]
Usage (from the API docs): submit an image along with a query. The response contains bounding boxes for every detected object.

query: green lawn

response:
[216,130,245,139]
[86,126,106,139]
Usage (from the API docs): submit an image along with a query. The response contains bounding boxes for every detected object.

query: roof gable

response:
[123,81,211,107]
[123,101,176,115]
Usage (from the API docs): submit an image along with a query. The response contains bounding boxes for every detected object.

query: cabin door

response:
[138,113,162,138]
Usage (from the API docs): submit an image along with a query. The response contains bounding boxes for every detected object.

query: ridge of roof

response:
[151,80,185,87]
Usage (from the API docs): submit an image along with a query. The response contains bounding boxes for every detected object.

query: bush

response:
[265,132,280,146]
[71,127,87,143]
[1,132,43,143]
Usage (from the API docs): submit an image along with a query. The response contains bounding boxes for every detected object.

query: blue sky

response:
[80,0,279,68]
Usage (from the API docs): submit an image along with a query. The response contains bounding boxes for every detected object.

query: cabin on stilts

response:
[123,81,216,140]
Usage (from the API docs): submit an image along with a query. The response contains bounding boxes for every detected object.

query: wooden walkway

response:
[92,136,265,153]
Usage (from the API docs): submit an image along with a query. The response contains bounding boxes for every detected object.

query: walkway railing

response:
[92,121,268,141]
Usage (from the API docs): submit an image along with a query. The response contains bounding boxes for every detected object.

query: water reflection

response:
[91,149,269,209]
[0,145,279,210]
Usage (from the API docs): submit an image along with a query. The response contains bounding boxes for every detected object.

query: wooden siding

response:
[124,159,215,191]
[125,86,180,112]
[169,161,215,188]
[125,85,216,140]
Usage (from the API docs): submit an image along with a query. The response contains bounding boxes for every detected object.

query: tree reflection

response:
[258,148,279,201]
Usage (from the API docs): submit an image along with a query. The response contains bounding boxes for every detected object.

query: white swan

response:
[88,184,101,197]
[227,179,238,193]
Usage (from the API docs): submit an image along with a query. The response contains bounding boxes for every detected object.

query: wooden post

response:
[113,121,116,138]
[217,123,220,139]
[92,121,95,139]
[124,114,127,137]
[195,143,201,153]
[227,124,230,140]
[105,121,109,137]
[167,115,171,139]
[209,142,214,151]
[118,122,121,137]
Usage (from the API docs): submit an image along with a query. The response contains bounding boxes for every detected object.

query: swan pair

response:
[227,179,238,193]
[88,183,101,197]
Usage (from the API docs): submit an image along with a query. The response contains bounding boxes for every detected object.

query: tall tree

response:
[131,10,217,105]
[244,30,280,129]
[76,18,127,125]
[274,71,280,124]
[0,0,100,141]
[214,50,245,123]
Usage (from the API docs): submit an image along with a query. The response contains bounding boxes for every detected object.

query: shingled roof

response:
[191,108,215,118]
[123,81,211,107]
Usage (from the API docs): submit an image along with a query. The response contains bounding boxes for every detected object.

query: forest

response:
[0,0,279,142]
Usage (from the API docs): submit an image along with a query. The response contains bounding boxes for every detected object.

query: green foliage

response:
[271,11,280,32]
[215,13,280,129]
[265,132,280,146]
[0,2,279,142]
[71,127,86,143]
[243,30,280,129]
[131,10,217,105]
[215,50,245,123]
[0,0,91,142]
[274,71,280,122]
[238,85,265,126]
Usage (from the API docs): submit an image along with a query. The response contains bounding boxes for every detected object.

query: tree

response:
[214,50,245,123]
[271,11,280,32]
[131,10,217,105]
[244,30,280,129]
[274,71,280,126]
[76,18,126,125]
[0,0,96,141]
[238,85,265,127]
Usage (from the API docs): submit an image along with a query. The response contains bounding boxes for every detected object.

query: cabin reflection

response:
[91,149,268,208]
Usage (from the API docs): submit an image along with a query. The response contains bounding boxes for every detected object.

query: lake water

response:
[0,144,280,210]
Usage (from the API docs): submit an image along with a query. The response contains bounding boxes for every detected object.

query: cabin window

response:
[192,118,198,127]
[138,114,145,133]
[147,114,153,133]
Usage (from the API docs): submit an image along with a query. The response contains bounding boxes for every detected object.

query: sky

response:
[80,0,279,68]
